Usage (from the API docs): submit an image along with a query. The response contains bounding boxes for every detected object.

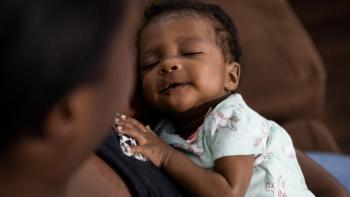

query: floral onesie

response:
[155,94,314,197]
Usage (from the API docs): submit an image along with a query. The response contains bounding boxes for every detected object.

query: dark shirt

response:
[97,131,184,197]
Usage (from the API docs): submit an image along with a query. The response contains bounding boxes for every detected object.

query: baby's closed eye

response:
[181,51,203,57]
[142,61,159,70]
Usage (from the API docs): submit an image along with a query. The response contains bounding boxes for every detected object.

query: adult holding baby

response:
[0,0,142,196]
[1,0,347,196]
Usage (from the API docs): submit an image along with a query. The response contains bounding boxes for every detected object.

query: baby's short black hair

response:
[139,0,242,64]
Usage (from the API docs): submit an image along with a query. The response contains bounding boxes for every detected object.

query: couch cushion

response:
[206,0,326,122]
[283,119,340,152]
[203,0,340,152]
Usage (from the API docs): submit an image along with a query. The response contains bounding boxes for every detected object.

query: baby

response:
[115,0,315,196]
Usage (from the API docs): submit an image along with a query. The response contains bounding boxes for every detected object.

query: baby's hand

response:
[114,114,174,167]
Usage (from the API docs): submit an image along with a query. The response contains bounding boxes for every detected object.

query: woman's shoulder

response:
[66,154,132,197]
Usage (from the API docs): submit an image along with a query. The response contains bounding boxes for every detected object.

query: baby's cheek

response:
[141,82,157,106]
[142,74,158,93]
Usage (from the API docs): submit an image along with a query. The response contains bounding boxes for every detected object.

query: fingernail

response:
[120,114,127,120]
[117,126,123,131]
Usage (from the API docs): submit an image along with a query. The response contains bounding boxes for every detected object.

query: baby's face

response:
[138,14,238,116]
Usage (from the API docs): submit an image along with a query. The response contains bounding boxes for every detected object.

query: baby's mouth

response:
[159,82,192,94]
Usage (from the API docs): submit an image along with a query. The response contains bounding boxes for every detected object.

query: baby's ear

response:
[224,62,240,92]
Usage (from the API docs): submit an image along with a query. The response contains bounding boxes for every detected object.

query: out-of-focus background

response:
[289,0,350,154]
[202,0,350,189]
[205,0,349,154]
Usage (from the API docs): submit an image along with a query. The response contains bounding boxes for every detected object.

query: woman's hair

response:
[132,0,242,126]
[138,0,242,64]
[0,0,126,149]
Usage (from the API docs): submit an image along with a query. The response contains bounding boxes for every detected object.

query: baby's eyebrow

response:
[139,35,206,59]
[139,45,157,59]
[178,36,204,45]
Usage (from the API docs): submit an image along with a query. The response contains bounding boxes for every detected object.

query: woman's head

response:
[0,0,143,190]
[136,0,241,117]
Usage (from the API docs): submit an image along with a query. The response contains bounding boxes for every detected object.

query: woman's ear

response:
[43,97,75,141]
[42,86,100,146]
[224,62,240,92]
[14,95,77,171]
[12,90,92,183]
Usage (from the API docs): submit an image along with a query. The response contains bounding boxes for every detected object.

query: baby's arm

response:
[115,114,254,197]
[163,147,254,197]
[296,149,349,197]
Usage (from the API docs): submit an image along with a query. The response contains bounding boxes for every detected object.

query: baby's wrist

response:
[159,146,175,168]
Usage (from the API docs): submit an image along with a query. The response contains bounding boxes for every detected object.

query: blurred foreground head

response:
[0,0,143,196]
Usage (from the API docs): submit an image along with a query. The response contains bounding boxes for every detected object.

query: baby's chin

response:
[156,104,193,115]
[158,101,210,118]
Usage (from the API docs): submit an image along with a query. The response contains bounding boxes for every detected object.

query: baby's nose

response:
[159,63,182,75]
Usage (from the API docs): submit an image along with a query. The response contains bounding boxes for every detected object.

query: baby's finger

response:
[115,113,127,120]
[128,145,143,155]
[115,114,149,133]
[112,123,118,131]
[127,117,148,133]
[114,113,127,125]
[115,125,145,143]
[128,145,152,161]
[146,125,157,136]
[119,120,146,134]
[129,145,162,167]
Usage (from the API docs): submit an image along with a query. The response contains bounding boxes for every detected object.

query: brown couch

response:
[205,0,340,152]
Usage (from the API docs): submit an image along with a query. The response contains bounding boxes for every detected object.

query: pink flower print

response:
[254,122,269,147]
[186,126,201,144]
[210,107,240,135]
[254,152,273,168]
[266,176,288,197]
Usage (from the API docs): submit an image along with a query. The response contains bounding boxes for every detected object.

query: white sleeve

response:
[203,105,268,160]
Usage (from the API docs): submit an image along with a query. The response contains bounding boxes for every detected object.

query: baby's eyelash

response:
[142,61,159,70]
[182,52,202,56]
